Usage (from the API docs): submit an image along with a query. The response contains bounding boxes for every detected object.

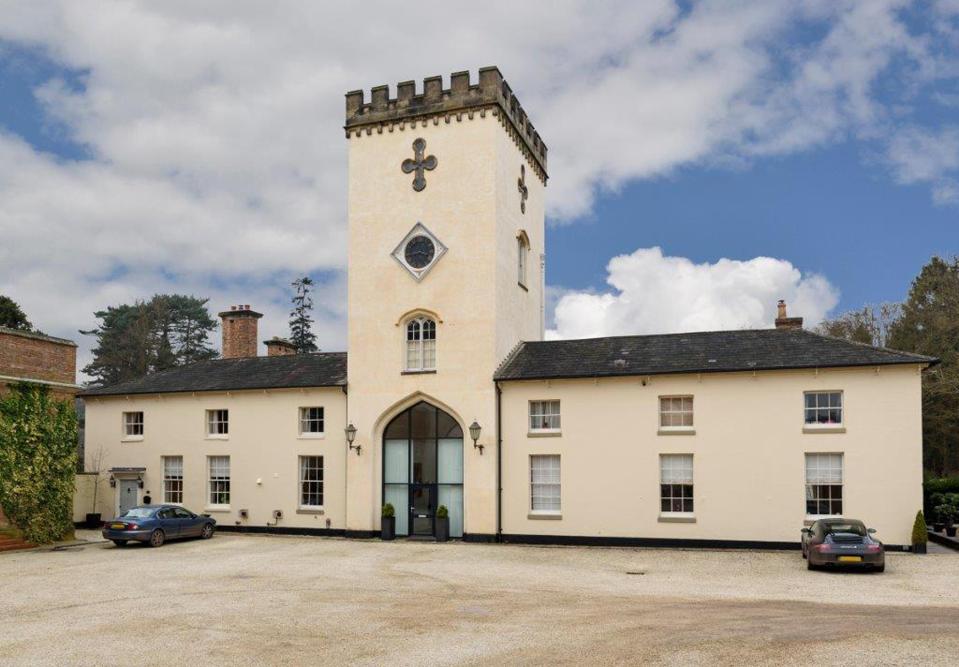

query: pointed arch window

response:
[406,317,436,371]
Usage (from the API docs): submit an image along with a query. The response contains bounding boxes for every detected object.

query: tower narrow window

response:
[518,236,528,288]
[405,317,436,371]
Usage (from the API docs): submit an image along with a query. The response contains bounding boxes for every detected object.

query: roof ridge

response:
[519,328,781,345]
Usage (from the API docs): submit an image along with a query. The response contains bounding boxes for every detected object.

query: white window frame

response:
[298,455,324,510]
[405,317,436,372]
[528,400,561,434]
[803,391,843,430]
[298,407,325,438]
[805,453,843,518]
[660,454,694,517]
[122,411,144,441]
[517,235,529,288]
[206,409,229,439]
[658,396,694,433]
[530,454,561,515]
[162,456,183,505]
[207,455,230,509]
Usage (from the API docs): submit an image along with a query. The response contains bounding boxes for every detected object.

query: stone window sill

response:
[205,435,230,441]
[658,513,696,523]
[297,508,325,515]
[528,430,561,438]
[121,436,144,443]
[657,428,696,436]
[204,506,231,513]
[401,370,437,375]
[528,512,562,520]
[803,426,846,434]
[297,433,326,440]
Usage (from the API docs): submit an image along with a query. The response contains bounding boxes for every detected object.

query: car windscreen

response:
[824,523,866,536]
[119,508,155,519]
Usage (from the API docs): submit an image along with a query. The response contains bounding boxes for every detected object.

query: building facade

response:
[80,68,935,548]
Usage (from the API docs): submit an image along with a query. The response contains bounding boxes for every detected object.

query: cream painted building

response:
[81,68,936,549]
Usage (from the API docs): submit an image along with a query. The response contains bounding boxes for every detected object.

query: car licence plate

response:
[110,523,126,530]
[838,556,862,563]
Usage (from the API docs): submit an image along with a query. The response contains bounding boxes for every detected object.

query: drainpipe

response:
[342,383,348,535]
[496,381,503,542]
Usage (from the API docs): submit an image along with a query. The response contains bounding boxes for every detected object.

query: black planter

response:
[435,516,449,542]
[947,526,957,538]
[85,513,102,529]
[934,522,946,532]
[913,542,927,554]
[381,516,395,541]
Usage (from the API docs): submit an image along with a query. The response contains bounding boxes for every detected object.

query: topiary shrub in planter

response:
[911,511,927,554]
[381,503,396,540]
[381,503,396,541]
[435,504,449,542]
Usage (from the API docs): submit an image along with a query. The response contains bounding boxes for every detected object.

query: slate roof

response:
[79,352,347,397]
[494,329,937,382]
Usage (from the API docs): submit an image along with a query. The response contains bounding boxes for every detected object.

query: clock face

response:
[404,235,436,269]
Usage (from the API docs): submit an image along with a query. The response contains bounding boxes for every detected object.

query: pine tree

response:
[289,276,318,353]
[82,295,218,386]
[888,256,959,475]
[0,295,32,331]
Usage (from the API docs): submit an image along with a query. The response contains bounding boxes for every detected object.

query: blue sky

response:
[0,1,957,372]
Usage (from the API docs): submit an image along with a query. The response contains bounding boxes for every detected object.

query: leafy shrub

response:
[0,384,77,544]
[436,504,449,519]
[935,504,957,526]
[382,503,395,518]
[912,511,927,545]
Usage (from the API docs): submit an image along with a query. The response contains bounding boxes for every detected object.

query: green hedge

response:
[0,383,77,544]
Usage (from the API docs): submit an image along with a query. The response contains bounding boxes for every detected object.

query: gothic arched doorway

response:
[383,401,464,538]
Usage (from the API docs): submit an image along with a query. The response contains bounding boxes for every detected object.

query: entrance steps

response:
[0,536,34,553]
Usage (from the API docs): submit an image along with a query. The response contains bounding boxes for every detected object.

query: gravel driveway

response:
[1,533,958,665]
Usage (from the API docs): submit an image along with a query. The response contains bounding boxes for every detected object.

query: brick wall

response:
[0,327,78,394]
[218,306,262,359]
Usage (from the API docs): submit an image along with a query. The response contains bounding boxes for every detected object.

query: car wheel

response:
[807,559,817,571]
[201,523,214,539]
[149,529,165,548]
[874,563,885,573]
[801,545,807,560]
[112,540,127,547]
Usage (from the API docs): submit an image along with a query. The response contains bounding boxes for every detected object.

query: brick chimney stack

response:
[264,337,297,357]
[218,305,263,358]
[775,300,804,330]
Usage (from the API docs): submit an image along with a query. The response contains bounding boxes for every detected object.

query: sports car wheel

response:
[149,529,165,548]
[201,524,214,539]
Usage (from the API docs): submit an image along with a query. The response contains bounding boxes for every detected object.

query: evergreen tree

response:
[289,276,318,353]
[888,257,959,475]
[82,295,218,386]
[0,295,32,331]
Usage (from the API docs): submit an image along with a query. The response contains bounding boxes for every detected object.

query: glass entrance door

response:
[383,401,464,538]
[410,485,435,536]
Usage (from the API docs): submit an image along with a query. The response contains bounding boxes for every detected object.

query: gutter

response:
[496,380,503,542]
[0,375,81,390]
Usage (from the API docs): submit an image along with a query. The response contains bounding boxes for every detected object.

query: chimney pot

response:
[775,300,803,330]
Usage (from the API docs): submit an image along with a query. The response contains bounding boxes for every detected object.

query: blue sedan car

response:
[102,505,216,547]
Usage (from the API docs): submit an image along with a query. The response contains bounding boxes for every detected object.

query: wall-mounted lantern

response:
[469,420,483,454]
[345,423,361,455]
[109,475,116,488]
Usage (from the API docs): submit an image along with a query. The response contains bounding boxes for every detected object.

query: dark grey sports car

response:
[801,518,884,572]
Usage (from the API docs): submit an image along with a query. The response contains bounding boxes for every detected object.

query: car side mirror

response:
[867,528,877,534]
[800,528,811,535]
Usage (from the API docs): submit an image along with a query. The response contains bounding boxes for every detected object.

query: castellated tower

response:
[343,68,547,538]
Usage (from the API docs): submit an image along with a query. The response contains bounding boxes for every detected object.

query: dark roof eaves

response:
[79,379,347,399]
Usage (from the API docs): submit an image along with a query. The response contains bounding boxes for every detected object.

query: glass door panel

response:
[410,485,434,536]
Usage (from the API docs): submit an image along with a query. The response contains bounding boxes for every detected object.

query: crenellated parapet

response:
[345,67,548,182]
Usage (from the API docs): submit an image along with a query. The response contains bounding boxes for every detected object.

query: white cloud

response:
[885,125,959,203]
[0,1,953,376]
[547,248,839,340]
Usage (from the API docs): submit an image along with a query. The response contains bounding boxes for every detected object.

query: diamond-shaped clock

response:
[391,222,447,282]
